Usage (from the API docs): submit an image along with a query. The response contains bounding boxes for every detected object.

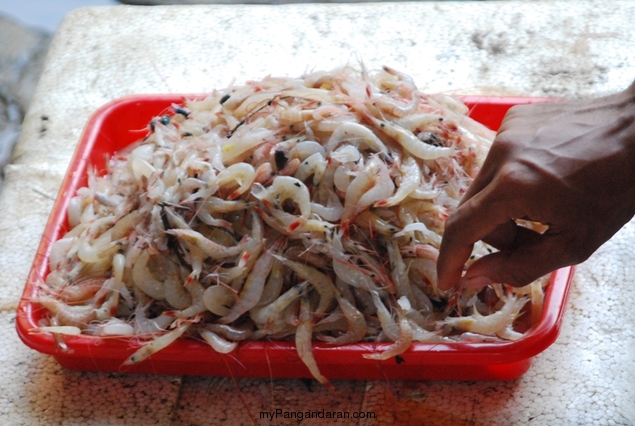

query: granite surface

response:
[2,2,635,424]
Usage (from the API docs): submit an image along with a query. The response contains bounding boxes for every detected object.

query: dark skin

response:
[437,82,635,291]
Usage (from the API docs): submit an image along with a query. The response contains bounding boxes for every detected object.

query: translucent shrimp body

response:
[221,123,274,165]
[37,65,546,388]
[167,229,249,260]
[320,294,367,345]
[444,296,529,336]
[215,162,256,200]
[219,249,277,324]
[272,255,335,315]
[252,176,312,218]
[123,323,191,365]
[367,115,454,160]
[296,296,333,390]
[375,156,421,208]
[324,121,389,155]
[363,316,413,361]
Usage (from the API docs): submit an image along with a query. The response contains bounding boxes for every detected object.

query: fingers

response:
[437,105,556,291]
[456,146,499,207]
[437,186,516,290]
[438,191,552,290]
[436,238,474,291]
[461,235,566,288]
[458,118,519,207]
[482,221,544,251]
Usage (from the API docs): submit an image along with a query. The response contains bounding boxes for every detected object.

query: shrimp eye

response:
[274,150,288,170]
[174,107,190,117]
[160,115,171,126]
[220,93,231,104]
[418,132,444,147]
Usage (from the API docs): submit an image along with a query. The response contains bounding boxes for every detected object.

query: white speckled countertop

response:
[2,2,635,424]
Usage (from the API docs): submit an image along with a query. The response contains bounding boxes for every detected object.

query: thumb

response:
[461,242,563,288]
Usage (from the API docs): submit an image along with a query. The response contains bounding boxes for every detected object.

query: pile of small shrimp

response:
[36,65,547,387]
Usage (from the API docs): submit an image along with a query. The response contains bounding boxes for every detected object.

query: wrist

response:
[626,79,635,98]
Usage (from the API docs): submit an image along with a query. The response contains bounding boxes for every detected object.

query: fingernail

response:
[460,276,495,289]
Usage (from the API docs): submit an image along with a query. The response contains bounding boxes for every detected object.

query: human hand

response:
[437,84,635,291]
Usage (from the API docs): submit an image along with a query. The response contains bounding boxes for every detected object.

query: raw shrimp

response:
[294,152,327,185]
[132,250,165,301]
[123,322,191,365]
[310,186,344,222]
[332,255,376,292]
[272,255,335,315]
[205,323,254,341]
[200,197,253,213]
[353,210,399,236]
[330,144,361,163]
[288,140,325,160]
[397,113,444,132]
[76,219,118,264]
[215,162,256,200]
[326,231,376,291]
[203,284,235,316]
[375,156,421,208]
[370,291,400,341]
[264,207,335,235]
[296,296,333,389]
[174,279,208,319]
[407,258,440,295]
[221,123,274,165]
[48,236,78,272]
[250,281,310,327]
[319,293,367,345]
[256,258,284,307]
[252,176,312,218]
[395,222,443,247]
[363,316,413,360]
[400,243,439,261]
[219,248,277,324]
[444,296,528,335]
[372,91,420,118]
[47,277,105,304]
[90,318,135,337]
[35,297,96,328]
[254,162,274,185]
[200,329,238,354]
[340,156,383,225]
[366,115,454,160]
[163,261,192,310]
[39,65,549,387]
[167,229,249,260]
[380,65,418,97]
[277,105,315,125]
[324,122,389,155]
[32,325,82,336]
[387,240,414,302]
[355,155,395,209]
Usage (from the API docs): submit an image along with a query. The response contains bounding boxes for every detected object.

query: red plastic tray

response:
[16,94,574,381]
